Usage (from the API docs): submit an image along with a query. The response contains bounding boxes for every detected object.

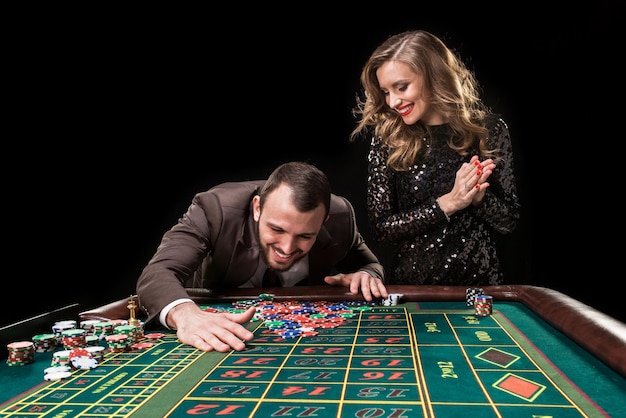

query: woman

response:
[350,30,521,286]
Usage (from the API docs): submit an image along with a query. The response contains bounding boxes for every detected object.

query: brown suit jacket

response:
[136,180,384,324]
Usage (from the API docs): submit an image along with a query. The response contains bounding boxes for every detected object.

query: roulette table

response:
[1,285,625,417]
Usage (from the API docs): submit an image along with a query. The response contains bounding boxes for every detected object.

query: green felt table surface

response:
[1,298,624,417]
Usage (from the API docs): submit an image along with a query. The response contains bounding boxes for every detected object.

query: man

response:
[137,161,387,352]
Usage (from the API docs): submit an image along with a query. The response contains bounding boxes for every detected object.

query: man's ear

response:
[252,195,261,222]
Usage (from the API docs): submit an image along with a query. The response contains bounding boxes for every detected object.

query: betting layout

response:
[0,298,605,418]
[170,304,600,417]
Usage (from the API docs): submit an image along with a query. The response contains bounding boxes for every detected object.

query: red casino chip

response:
[143,333,165,339]
[105,334,129,342]
[69,348,92,359]
[6,341,34,350]
[131,342,154,351]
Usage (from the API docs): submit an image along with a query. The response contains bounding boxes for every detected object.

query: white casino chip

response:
[44,371,72,381]
[70,356,98,370]
[44,366,71,375]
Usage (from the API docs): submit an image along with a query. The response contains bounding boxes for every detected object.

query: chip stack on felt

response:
[466,287,484,306]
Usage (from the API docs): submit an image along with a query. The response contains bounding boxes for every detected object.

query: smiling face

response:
[253,183,326,272]
[376,60,444,126]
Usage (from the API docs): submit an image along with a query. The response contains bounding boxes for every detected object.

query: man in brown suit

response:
[137,161,387,352]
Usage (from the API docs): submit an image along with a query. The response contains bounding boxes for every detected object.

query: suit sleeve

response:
[331,196,385,282]
[136,193,214,325]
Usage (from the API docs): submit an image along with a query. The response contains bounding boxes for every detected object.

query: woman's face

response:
[376,60,444,126]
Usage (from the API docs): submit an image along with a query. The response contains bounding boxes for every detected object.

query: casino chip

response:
[68,347,98,370]
[44,370,72,381]
[131,342,154,351]
[44,365,71,375]
[143,333,165,340]
[43,365,73,381]
[68,348,91,359]
[71,355,98,370]
[85,346,106,362]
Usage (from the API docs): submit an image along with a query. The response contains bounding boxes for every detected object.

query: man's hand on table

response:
[167,302,256,352]
[324,272,388,302]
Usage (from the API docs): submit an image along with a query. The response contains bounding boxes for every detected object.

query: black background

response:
[4,4,624,326]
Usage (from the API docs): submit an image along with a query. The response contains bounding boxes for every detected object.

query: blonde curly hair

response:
[351,30,497,171]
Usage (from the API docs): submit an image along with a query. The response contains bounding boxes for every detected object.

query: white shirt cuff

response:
[159,298,194,329]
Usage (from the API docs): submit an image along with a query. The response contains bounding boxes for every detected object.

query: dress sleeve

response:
[366,136,448,244]
[470,117,521,234]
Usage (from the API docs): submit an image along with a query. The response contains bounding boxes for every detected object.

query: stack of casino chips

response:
[109,319,128,331]
[32,333,59,352]
[60,328,87,349]
[52,320,77,341]
[92,321,115,339]
[43,365,72,381]
[85,334,101,346]
[474,295,493,316]
[51,350,72,367]
[6,341,35,366]
[104,322,146,352]
[113,324,143,343]
[129,332,162,351]
[85,345,106,362]
[105,334,131,352]
[50,348,100,371]
[79,319,101,336]
[466,287,484,306]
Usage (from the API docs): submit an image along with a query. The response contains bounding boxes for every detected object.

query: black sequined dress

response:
[366,115,521,286]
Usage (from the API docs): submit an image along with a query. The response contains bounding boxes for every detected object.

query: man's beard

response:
[260,241,296,273]
[257,223,303,273]
[259,237,303,274]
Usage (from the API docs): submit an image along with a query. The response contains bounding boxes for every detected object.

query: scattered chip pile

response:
[5,294,394,381]
[203,295,380,339]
